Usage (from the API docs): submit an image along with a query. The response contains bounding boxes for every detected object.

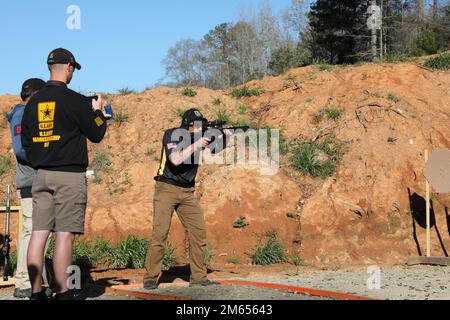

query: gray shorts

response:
[32,170,87,234]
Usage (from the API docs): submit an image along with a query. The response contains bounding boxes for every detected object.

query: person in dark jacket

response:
[7,79,46,299]
[21,48,108,300]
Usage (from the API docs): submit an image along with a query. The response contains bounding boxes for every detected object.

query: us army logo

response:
[33,102,61,148]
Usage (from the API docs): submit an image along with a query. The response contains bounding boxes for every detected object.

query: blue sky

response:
[0,0,293,95]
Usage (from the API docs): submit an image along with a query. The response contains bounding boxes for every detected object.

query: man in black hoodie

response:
[21,48,108,300]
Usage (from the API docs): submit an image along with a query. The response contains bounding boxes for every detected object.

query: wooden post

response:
[425,150,431,257]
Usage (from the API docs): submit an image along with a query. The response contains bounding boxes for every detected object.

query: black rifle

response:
[2,185,11,281]
[203,119,250,134]
[202,119,251,145]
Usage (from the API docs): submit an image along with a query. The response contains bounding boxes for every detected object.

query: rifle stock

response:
[2,185,11,281]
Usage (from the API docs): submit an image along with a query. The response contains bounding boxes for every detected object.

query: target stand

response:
[407,149,450,266]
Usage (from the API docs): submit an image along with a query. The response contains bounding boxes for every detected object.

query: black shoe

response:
[13,288,32,299]
[54,290,75,301]
[30,290,50,301]
[189,280,221,288]
[143,280,158,290]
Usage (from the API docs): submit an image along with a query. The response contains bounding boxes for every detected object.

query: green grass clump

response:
[325,108,342,121]
[291,138,343,179]
[162,243,178,271]
[107,236,149,269]
[227,257,241,265]
[374,53,409,63]
[203,246,214,266]
[232,216,250,229]
[212,97,222,106]
[117,87,134,95]
[175,108,189,118]
[216,110,231,123]
[183,87,197,97]
[145,148,156,157]
[312,59,334,71]
[238,103,248,114]
[231,87,261,98]
[92,151,112,174]
[313,107,342,123]
[251,231,287,266]
[113,111,130,124]
[387,93,401,103]
[424,53,450,70]
[0,155,12,176]
[233,120,250,128]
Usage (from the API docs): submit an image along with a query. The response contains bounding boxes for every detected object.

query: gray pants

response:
[15,192,49,290]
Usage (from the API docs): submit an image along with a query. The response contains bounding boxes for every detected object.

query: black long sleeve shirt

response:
[21,81,107,173]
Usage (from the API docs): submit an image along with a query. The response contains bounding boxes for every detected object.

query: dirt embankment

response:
[1,61,449,268]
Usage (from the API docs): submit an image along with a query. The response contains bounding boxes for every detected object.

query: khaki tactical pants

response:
[14,195,33,290]
[15,193,49,290]
[144,182,207,284]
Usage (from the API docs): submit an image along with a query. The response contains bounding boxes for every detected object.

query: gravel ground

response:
[133,285,330,300]
[232,266,450,300]
[1,266,448,300]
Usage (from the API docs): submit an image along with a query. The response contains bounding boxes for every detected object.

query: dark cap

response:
[20,78,46,101]
[47,48,81,70]
[181,109,204,128]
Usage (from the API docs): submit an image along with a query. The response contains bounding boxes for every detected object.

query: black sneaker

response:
[13,288,32,299]
[143,280,158,290]
[54,290,75,301]
[30,290,50,301]
[189,280,221,288]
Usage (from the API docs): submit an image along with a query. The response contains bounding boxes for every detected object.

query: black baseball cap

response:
[181,109,204,128]
[47,48,81,70]
[20,78,46,101]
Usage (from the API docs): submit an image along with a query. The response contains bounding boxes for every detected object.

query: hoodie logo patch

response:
[14,125,21,136]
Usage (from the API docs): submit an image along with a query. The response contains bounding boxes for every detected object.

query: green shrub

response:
[212,97,222,106]
[231,87,261,98]
[415,30,440,55]
[0,155,12,176]
[117,87,134,95]
[251,231,287,266]
[109,236,150,269]
[162,243,178,271]
[425,53,450,70]
[232,216,250,229]
[183,87,197,97]
[312,59,333,71]
[46,237,115,269]
[291,138,343,179]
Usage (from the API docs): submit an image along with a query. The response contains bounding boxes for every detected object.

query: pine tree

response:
[309,0,369,64]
